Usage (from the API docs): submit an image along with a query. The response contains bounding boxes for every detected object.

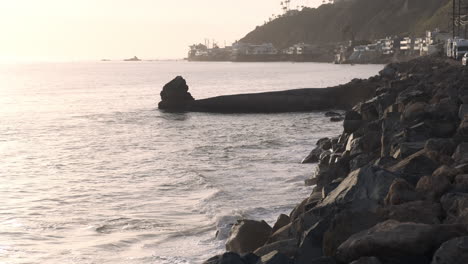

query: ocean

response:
[0,61,382,264]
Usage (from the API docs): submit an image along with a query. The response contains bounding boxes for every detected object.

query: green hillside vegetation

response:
[241,0,451,49]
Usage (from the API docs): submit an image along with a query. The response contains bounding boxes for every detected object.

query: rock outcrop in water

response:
[158,76,381,113]
[202,56,468,264]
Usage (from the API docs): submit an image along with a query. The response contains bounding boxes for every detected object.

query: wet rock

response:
[431,236,468,264]
[226,219,272,254]
[384,178,421,205]
[257,251,290,264]
[379,200,443,224]
[271,214,290,235]
[336,220,467,263]
[254,239,297,258]
[350,257,382,264]
[440,193,468,224]
[330,116,344,122]
[158,76,195,110]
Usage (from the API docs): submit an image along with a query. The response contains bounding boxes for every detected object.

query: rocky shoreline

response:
[197,55,468,264]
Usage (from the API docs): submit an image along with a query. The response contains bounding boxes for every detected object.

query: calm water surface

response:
[0,61,382,264]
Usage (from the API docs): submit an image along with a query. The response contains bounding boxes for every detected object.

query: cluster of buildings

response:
[188,42,333,62]
[336,30,452,64]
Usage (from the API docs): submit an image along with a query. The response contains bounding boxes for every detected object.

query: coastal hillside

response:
[241,0,451,48]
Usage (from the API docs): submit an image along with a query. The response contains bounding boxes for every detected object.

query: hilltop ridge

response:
[241,0,451,49]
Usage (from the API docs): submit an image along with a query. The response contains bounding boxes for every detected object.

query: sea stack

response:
[158,76,195,111]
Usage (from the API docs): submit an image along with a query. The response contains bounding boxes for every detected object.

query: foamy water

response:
[0,61,382,264]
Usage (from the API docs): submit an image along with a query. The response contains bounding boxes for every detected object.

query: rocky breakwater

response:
[158,76,382,113]
[203,56,468,264]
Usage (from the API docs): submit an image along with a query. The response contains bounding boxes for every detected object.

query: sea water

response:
[0,61,382,264]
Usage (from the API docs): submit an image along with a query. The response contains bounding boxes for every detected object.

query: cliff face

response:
[241,0,451,49]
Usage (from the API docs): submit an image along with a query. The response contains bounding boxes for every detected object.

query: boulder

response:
[267,222,296,244]
[402,102,428,122]
[318,166,396,212]
[425,138,458,157]
[432,165,461,182]
[158,76,195,110]
[254,239,298,258]
[322,210,381,257]
[343,111,364,134]
[271,214,290,235]
[415,174,451,200]
[226,219,272,254]
[336,220,467,263]
[302,138,332,164]
[440,193,468,224]
[384,178,421,205]
[350,257,382,264]
[378,200,443,224]
[295,219,330,263]
[431,236,468,264]
[388,150,438,185]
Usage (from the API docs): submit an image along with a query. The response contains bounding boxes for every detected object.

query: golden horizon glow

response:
[0,0,322,62]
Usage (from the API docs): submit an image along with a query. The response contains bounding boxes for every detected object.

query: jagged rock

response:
[158,76,195,110]
[257,251,290,264]
[267,222,296,244]
[271,214,290,235]
[456,116,468,141]
[350,257,382,264]
[295,219,330,263]
[384,178,421,205]
[254,239,297,257]
[440,193,468,224]
[381,112,403,157]
[374,156,398,168]
[302,138,332,164]
[379,200,442,224]
[317,166,396,212]
[323,210,381,257]
[226,219,272,254]
[388,150,438,185]
[453,143,468,164]
[431,236,468,264]
[454,174,468,192]
[336,220,467,263]
[322,178,343,198]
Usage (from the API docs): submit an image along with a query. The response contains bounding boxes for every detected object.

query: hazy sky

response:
[0,0,322,61]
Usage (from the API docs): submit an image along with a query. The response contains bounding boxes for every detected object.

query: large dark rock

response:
[431,236,468,264]
[226,219,272,254]
[158,76,195,110]
[257,251,291,264]
[336,220,467,263]
[254,239,298,258]
[317,166,396,212]
[378,200,443,224]
[271,214,291,235]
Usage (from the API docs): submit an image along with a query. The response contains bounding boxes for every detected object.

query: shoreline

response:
[200,55,468,264]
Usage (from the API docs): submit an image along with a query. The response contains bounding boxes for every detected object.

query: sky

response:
[0,0,322,62]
